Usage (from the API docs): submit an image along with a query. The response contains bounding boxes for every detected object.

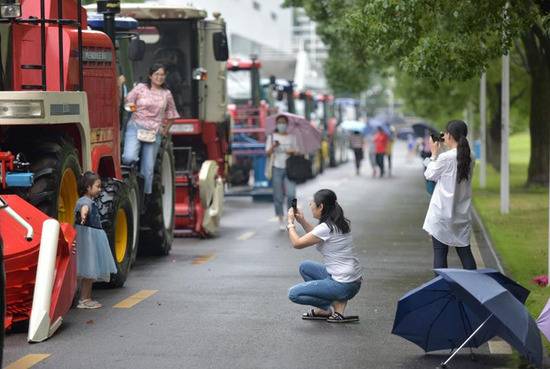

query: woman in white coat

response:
[423,120,476,270]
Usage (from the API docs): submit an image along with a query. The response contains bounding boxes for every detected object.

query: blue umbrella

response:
[340,120,366,133]
[392,269,541,368]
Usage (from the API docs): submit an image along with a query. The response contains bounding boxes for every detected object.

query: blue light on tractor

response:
[87,14,139,31]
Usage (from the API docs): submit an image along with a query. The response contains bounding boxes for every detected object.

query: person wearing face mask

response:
[266,115,299,230]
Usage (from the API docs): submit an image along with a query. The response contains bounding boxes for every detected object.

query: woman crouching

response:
[286,189,362,323]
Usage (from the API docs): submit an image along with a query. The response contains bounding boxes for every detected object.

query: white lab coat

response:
[422,148,473,247]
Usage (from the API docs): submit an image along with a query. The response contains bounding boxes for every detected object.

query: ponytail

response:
[446,120,471,183]
[313,189,351,234]
[457,136,471,182]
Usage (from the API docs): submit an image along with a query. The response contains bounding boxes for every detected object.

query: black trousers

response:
[375,153,385,176]
[432,236,477,270]
[353,148,363,170]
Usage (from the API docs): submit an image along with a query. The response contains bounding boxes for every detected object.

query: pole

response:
[439,314,494,369]
[480,73,487,188]
[500,52,510,214]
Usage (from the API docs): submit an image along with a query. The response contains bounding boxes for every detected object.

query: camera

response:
[431,132,444,143]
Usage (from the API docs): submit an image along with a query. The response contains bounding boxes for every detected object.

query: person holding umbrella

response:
[423,120,477,270]
[266,115,299,230]
[349,130,365,176]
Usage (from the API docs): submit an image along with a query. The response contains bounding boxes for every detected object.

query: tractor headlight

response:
[0,2,21,19]
[0,100,44,119]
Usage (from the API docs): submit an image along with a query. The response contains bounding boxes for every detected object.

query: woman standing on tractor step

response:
[122,63,180,196]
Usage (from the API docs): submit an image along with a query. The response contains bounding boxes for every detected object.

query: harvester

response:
[226,57,272,201]
[117,4,229,237]
[0,0,175,343]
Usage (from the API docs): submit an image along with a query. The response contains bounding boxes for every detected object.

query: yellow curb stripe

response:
[488,340,513,354]
[192,254,216,265]
[5,354,51,369]
[113,289,158,309]
[237,231,255,241]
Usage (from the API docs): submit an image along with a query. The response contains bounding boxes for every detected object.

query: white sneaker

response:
[279,221,286,231]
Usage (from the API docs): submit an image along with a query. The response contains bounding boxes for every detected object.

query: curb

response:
[472,206,505,274]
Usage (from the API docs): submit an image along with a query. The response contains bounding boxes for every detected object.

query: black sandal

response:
[302,308,330,320]
[326,312,359,323]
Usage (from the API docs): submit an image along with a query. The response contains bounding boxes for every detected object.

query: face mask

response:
[277,123,287,133]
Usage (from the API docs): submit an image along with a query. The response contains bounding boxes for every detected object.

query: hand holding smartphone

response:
[291,198,297,215]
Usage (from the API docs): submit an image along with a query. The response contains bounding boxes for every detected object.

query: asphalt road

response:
[3,143,518,369]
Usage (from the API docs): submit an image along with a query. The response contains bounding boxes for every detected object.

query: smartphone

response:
[291,198,297,214]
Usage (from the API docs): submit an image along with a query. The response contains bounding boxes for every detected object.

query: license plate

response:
[170,124,195,133]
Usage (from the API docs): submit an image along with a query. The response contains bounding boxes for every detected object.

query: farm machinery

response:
[118,4,229,237]
[0,0,176,343]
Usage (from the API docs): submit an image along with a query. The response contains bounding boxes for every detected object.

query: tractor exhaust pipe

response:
[28,219,62,342]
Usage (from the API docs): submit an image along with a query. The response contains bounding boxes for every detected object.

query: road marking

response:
[488,339,513,354]
[470,232,486,268]
[113,290,158,309]
[237,231,255,240]
[5,354,51,369]
[192,254,216,265]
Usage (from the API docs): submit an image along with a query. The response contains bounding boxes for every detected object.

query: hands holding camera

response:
[429,132,445,159]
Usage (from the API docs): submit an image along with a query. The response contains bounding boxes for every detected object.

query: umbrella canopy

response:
[340,120,366,133]
[393,269,541,367]
[411,122,438,138]
[266,113,322,154]
[536,297,550,342]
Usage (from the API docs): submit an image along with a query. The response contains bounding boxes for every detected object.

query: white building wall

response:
[152,0,293,59]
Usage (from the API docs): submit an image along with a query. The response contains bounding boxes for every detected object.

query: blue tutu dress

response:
[74,196,117,282]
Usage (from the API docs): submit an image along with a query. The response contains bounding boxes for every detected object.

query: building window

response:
[271,12,277,21]
[252,1,260,10]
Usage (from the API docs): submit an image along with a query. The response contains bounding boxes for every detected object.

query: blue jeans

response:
[288,260,362,311]
[122,120,161,194]
[272,166,296,217]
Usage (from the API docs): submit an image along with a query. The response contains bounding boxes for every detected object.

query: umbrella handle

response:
[438,313,494,369]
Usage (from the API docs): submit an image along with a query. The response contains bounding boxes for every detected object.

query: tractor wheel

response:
[23,136,81,223]
[122,169,141,266]
[97,179,134,288]
[139,136,175,256]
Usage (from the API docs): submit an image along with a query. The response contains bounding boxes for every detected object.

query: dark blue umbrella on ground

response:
[392,269,541,368]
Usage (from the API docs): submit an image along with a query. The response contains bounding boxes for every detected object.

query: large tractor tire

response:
[139,136,175,256]
[122,169,142,266]
[199,160,224,237]
[97,179,135,288]
[22,135,81,223]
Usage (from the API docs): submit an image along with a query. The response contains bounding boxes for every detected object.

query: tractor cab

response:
[261,77,295,114]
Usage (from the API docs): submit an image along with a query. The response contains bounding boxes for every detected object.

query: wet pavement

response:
[3,143,519,369]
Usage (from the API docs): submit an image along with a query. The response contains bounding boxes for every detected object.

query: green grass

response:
[472,131,549,353]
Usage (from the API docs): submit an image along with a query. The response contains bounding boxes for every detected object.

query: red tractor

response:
[118,4,229,237]
[226,57,271,197]
[0,0,175,342]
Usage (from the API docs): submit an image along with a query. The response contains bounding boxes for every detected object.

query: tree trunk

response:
[523,28,550,186]
[487,82,502,171]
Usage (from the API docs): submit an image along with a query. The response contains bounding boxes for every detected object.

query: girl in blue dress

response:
[74,172,117,309]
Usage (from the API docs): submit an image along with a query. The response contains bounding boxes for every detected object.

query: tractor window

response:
[227,70,252,103]
[132,21,197,118]
[295,99,305,118]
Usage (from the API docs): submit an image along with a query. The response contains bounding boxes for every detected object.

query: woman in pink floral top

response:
[122,63,180,194]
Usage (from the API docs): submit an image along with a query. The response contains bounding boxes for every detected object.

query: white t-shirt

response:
[265,133,298,169]
[311,223,363,283]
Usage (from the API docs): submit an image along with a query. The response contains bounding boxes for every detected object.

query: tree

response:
[289,0,549,185]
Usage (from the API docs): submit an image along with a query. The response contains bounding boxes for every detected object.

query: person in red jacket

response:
[373,127,389,177]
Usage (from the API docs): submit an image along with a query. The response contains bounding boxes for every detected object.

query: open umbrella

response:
[393,268,541,368]
[340,120,366,133]
[412,122,438,138]
[266,112,321,154]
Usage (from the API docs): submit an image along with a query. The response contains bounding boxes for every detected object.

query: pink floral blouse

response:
[125,83,180,132]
